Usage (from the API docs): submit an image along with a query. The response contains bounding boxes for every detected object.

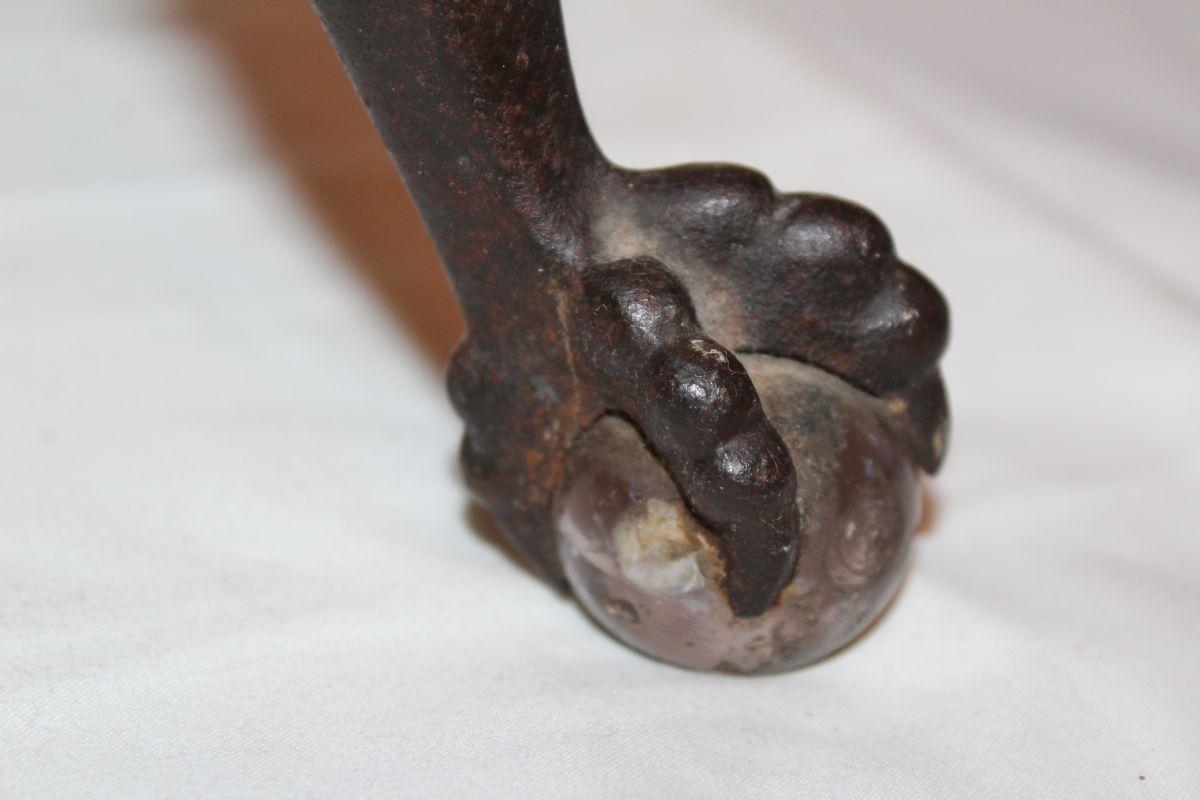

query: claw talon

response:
[577,257,802,617]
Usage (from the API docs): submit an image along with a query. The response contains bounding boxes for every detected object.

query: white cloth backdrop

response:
[3,0,1198,796]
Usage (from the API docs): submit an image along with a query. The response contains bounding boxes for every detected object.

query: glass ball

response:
[555,355,921,673]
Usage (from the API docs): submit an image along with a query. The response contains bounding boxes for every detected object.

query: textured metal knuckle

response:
[629,163,776,248]
[642,336,757,438]
[705,427,795,502]
[579,257,697,371]
[777,194,896,264]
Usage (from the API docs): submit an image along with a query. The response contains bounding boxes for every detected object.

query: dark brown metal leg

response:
[310,0,949,620]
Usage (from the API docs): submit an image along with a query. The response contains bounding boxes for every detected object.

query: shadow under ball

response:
[556,355,921,673]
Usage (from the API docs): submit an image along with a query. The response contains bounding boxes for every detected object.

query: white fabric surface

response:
[3,0,1199,796]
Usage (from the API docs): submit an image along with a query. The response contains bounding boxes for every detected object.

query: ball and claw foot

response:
[448,164,949,638]
[312,0,949,671]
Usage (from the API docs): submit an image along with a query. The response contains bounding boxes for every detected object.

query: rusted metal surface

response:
[311,0,949,618]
